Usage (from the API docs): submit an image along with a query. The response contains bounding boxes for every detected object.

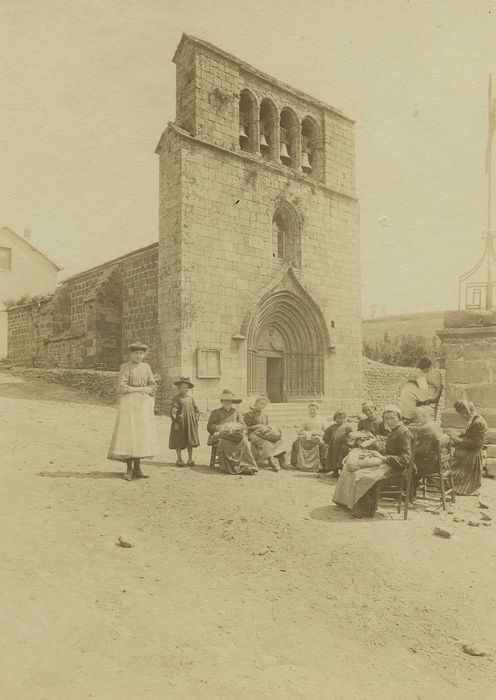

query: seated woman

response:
[398,374,424,424]
[357,402,388,436]
[333,405,414,518]
[417,356,443,408]
[244,396,286,472]
[413,406,448,478]
[290,403,327,472]
[451,400,488,496]
[333,431,385,516]
[323,411,353,476]
[207,390,258,475]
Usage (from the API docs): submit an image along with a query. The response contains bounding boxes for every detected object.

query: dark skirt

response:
[352,483,381,518]
[215,436,258,475]
[451,446,483,496]
[168,400,200,450]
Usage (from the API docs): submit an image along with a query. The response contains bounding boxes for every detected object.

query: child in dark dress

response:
[168,377,200,466]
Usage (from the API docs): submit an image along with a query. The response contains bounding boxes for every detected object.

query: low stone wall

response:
[10,367,120,404]
[362,358,417,407]
[10,360,446,419]
[9,366,170,414]
[362,358,446,415]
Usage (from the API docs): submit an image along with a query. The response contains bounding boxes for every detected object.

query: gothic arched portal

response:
[245,270,330,402]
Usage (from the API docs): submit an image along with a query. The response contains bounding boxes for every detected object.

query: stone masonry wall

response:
[158,126,362,411]
[7,244,159,370]
[438,311,496,431]
[7,304,40,365]
[362,358,445,416]
[121,246,159,366]
[159,36,361,409]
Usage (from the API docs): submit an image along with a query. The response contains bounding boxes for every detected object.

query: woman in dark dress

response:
[207,390,258,475]
[351,405,414,518]
[169,377,200,466]
[451,400,487,496]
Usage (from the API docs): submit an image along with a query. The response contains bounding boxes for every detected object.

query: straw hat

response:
[174,376,194,388]
[219,389,242,404]
[129,342,148,352]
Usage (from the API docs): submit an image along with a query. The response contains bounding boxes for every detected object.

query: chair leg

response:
[439,468,447,511]
[449,471,456,503]
[404,472,411,520]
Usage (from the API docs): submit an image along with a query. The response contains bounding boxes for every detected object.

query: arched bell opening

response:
[301,116,323,181]
[239,89,258,154]
[279,107,300,170]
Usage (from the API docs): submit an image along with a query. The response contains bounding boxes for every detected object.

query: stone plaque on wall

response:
[196,348,221,378]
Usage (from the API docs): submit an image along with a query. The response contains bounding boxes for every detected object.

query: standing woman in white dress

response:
[108,342,158,481]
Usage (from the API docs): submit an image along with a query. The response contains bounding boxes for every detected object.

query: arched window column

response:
[259,99,279,163]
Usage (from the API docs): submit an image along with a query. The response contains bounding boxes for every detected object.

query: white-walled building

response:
[0,226,61,357]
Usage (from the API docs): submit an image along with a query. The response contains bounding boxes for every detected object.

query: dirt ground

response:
[1,372,496,700]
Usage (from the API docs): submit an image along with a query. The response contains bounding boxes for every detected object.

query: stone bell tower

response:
[155,34,362,412]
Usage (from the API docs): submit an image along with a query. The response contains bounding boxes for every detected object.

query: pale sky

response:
[1,0,495,315]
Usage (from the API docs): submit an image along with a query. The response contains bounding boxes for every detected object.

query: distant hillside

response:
[362,311,444,344]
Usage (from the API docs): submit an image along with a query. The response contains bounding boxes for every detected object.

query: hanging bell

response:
[259,132,269,149]
[280,142,291,163]
[301,151,312,173]
[239,123,249,140]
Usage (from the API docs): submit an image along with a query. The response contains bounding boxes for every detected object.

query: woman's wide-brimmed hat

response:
[129,342,148,352]
[219,389,242,404]
[174,376,194,388]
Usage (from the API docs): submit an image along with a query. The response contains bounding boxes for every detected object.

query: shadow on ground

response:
[38,470,125,479]
[310,504,393,524]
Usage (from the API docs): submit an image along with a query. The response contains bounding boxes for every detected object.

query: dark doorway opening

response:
[266,356,284,402]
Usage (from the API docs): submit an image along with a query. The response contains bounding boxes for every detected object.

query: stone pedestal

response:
[437,312,496,444]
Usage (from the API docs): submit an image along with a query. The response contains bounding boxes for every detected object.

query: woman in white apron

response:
[108,342,158,481]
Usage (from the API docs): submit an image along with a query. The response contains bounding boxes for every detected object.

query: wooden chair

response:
[416,435,455,510]
[378,457,416,520]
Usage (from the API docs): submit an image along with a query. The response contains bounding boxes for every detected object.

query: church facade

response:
[7,35,362,412]
[156,35,362,409]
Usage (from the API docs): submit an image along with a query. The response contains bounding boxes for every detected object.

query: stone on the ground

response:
[117,537,134,548]
[479,501,490,509]
[468,521,480,527]
[433,527,452,539]
[462,644,486,657]
[481,513,492,521]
